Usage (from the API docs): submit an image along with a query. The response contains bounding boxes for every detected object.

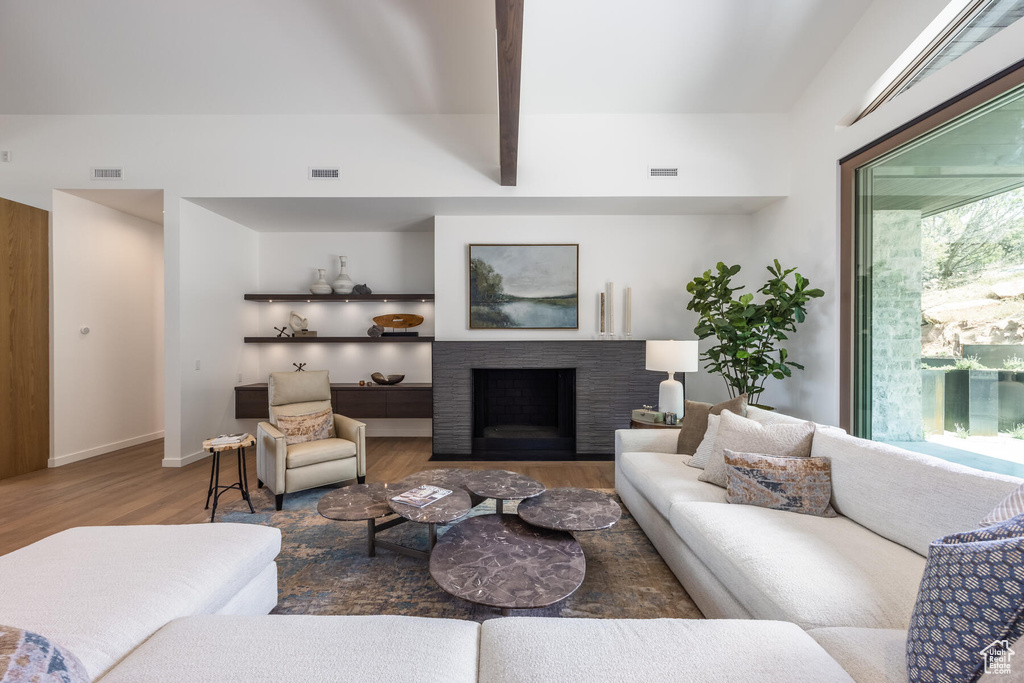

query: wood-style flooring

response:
[0,438,615,556]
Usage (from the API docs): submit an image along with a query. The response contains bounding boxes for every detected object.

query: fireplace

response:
[472,368,576,457]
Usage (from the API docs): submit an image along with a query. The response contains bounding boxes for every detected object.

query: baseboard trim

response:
[49,431,165,467]
[162,450,209,468]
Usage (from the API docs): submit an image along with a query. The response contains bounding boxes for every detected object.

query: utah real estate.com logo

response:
[981,639,1016,676]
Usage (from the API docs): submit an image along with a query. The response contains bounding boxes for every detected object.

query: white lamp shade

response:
[646,340,699,373]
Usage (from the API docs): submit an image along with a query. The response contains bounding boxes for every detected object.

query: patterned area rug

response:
[217,485,702,622]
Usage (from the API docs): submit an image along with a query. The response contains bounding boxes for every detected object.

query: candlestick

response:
[608,282,615,336]
[626,287,632,336]
[600,292,606,333]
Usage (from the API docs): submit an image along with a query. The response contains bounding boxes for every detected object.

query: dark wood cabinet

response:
[235,383,432,420]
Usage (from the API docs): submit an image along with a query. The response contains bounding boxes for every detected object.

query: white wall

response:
[434,214,764,404]
[173,200,260,466]
[752,0,1024,424]
[50,191,164,465]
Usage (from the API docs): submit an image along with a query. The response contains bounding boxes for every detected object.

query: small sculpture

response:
[274,326,292,338]
[367,324,384,337]
[293,363,307,372]
[353,283,372,295]
[289,311,308,333]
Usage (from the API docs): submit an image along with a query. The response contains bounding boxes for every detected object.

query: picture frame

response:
[468,244,579,330]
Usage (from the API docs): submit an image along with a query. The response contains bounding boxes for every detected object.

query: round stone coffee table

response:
[387,487,473,552]
[516,487,622,531]
[463,469,545,514]
[429,514,585,616]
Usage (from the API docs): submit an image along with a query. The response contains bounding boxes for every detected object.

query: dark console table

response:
[234,383,432,420]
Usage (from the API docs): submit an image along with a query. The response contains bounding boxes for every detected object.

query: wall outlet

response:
[237,372,243,382]
[0,151,10,163]
[194,360,201,371]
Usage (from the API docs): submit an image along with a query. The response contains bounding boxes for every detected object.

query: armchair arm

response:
[614,428,681,461]
[256,421,288,494]
[334,414,366,477]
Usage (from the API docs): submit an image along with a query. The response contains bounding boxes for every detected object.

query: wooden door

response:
[0,197,49,479]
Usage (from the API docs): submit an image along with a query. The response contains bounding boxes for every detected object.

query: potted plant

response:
[685,260,824,407]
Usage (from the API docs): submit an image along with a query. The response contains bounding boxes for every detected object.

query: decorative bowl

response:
[371,372,405,386]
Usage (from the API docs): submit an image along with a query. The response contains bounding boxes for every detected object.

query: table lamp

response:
[645,340,699,416]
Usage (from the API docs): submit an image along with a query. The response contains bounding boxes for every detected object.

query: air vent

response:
[308,167,340,180]
[91,167,124,180]
[648,167,678,178]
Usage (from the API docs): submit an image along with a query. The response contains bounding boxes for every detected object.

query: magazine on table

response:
[211,432,249,446]
[391,485,452,508]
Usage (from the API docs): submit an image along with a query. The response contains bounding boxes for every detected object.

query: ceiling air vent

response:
[308,167,340,180]
[91,167,124,180]
[648,167,678,178]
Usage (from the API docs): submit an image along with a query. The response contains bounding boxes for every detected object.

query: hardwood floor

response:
[0,437,615,556]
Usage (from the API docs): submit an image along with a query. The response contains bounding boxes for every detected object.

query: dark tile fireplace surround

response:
[432,341,658,460]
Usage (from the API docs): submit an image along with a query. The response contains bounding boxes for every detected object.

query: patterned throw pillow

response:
[676,394,748,455]
[687,414,721,470]
[698,410,815,488]
[276,407,334,445]
[981,483,1024,526]
[906,513,1024,683]
[724,450,837,517]
[0,624,88,683]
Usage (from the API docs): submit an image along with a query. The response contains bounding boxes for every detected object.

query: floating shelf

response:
[244,293,434,302]
[244,336,434,344]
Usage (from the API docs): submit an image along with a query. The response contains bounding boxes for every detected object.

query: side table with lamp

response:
[645,340,700,418]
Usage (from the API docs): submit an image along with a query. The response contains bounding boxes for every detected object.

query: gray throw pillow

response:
[698,409,815,488]
[676,394,747,455]
[724,450,837,517]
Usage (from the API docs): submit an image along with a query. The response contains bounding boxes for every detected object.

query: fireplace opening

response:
[472,368,576,457]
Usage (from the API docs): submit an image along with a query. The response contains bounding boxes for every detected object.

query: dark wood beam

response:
[495,0,524,186]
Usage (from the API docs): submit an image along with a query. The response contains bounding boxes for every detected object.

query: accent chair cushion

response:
[276,407,333,446]
[268,370,331,406]
[724,450,836,518]
[698,410,815,488]
[0,624,88,683]
[676,394,747,455]
[687,414,720,470]
[285,438,357,469]
[906,513,1024,683]
[982,482,1024,526]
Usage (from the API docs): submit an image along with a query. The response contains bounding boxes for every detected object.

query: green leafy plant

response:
[1004,355,1024,371]
[685,260,824,405]
[951,356,988,371]
[953,423,971,439]
[1007,423,1024,440]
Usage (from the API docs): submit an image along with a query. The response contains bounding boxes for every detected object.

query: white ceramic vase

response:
[310,268,333,295]
[332,256,355,294]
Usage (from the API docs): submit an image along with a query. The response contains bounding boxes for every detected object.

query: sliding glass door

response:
[854,83,1024,476]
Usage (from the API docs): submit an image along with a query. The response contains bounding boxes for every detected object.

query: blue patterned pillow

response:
[906,513,1024,682]
[0,624,88,683]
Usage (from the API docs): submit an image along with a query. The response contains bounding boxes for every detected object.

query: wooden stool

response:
[202,434,257,522]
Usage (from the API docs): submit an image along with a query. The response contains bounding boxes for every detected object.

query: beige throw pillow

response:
[981,482,1024,526]
[698,409,815,488]
[687,414,721,470]
[276,406,334,445]
[676,394,748,455]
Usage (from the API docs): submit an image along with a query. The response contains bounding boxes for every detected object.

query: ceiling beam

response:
[495,0,524,186]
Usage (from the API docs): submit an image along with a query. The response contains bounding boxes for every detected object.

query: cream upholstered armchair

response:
[256,370,365,510]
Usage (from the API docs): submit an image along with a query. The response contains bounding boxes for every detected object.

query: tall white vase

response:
[332,256,355,294]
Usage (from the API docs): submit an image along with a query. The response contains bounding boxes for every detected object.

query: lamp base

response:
[658,373,683,416]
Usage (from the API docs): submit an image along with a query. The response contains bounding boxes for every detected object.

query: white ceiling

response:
[61,189,165,224]
[189,196,780,232]
[0,0,871,115]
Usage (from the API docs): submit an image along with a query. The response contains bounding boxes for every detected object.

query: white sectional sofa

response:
[615,407,1024,682]
[3,414,1021,682]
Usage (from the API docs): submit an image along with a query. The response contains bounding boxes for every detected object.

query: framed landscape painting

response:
[469,244,579,329]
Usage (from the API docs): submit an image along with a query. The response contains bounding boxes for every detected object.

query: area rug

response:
[217,485,702,622]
